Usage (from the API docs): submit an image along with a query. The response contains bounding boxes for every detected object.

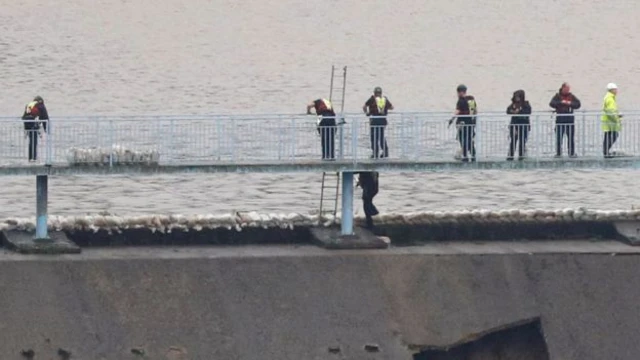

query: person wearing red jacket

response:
[549,83,581,157]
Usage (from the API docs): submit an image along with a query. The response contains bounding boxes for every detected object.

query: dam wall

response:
[0,249,638,359]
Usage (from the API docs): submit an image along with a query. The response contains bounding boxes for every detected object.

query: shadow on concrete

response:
[413,317,550,360]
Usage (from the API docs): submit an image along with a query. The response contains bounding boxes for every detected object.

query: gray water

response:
[1,0,639,217]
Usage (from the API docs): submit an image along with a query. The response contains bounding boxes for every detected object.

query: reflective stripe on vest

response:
[321,99,333,111]
[375,96,386,114]
[26,101,39,116]
[467,98,477,115]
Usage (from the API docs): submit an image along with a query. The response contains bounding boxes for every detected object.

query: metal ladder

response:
[318,65,347,221]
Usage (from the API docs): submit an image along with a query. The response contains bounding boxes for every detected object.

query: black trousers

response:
[603,131,619,157]
[363,195,379,228]
[555,123,575,156]
[28,130,39,161]
[508,124,529,158]
[319,124,336,160]
[370,125,388,158]
[457,125,476,160]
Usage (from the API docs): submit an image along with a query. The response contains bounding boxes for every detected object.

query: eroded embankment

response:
[0,250,639,359]
[0,208,631,246]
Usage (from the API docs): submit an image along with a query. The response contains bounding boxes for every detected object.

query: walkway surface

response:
[1,111,638,175]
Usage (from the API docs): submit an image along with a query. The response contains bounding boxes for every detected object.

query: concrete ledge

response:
[1,231,81,254]
[0,156,639,176]
[613,221,640,245]
[310,226,390,250]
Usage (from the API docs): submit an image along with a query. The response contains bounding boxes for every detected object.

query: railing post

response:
[474,116,481,161]
[341,171,354,236]
[351,116,358,164]
[581,111,586,157]
[169,119,175,163]
[290,116,296,161]
[34,174,49,241]
[339,115,345,160]
[45,118,52,166]
[216,117,222,161]
[109,120,114,167]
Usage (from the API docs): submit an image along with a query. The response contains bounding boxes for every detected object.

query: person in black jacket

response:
[307,98,337,160]
[21,95,49,162]
[363,87,394,158]
[357,171,379,229]
[506,90,532,161]
[549,83,581,157]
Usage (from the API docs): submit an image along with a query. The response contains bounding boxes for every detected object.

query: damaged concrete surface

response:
[0,245,638,359]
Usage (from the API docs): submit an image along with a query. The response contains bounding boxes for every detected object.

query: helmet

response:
[607,83,618,90]
[374,87,382,94]
[456,84,467,92]
[33,95,44,103]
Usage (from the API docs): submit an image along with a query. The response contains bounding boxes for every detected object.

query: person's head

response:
[512,89,525,103]
[33,95,44,104]
[560,83,570,95]
[607,83,618,95]
[456,84,467,97]
[373,87,382,97]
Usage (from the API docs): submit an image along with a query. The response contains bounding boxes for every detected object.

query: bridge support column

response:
[35,175,49,241]
[341,171,354,236]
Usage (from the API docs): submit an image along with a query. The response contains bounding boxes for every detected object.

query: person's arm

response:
[363,97,373,115]
[507,104,517,114]
[449,98,465,126]
[549,94,561,109]
[387,98,394,111]
[571,95,581,110]
[521,102,532,115]
[38,104,49,132]
[306,102,316,115]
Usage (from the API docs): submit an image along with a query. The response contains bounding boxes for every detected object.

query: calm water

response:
[1,0,639,217]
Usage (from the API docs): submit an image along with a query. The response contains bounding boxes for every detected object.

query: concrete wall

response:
[0,250,638,359]
[58,221,620,247]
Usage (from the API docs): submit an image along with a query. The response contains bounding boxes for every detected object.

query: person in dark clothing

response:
[356,171,379,229]
[21,95,49,162]
[506,90,532,161]
[307,98,336,160]
[549,83,581,157]
[449,84,477,162]
[363,87,394,158]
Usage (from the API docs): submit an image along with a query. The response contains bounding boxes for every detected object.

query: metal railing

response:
[0,111,636,167]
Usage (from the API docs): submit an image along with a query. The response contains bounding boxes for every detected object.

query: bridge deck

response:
[1,157,639,176]
[0,111,638,175]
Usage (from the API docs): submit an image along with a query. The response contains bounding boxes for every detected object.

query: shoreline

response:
[0,208,636,247]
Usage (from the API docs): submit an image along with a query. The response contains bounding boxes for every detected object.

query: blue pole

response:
[341,171,354,235]
[35,175,49,240]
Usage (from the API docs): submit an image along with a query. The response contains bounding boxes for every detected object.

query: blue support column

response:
[341,171,354,236]
[35,175,49,240]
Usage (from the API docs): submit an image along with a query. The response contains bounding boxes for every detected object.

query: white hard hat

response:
[607,83,618,90]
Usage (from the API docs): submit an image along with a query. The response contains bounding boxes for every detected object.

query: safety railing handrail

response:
[0,109,634,123]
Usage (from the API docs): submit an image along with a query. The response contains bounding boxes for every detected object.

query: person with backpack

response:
[21,95,49,162]
[449,84,477,162]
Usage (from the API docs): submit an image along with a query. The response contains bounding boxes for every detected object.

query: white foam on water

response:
[2,208,639,233]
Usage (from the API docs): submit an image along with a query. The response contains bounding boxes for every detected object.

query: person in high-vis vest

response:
[307,98,337,160]
[363,87,394,158]
[602,83,622,158]
[449,84,477,162]
[21,96,49,162]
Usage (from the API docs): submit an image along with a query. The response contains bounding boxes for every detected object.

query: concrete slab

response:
[0,156,639,176]
[310,226,389,250]
[613,221,640,245]
[1,231,81,254]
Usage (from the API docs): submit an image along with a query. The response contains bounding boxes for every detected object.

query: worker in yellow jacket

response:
[602,83,622,158]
